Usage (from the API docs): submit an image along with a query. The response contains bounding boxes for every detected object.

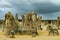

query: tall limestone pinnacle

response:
[22,14,25,26]
[57,16,60,29]
[5,12,16,35]
[24,12,32,27]
[38,16,42,23]
[15,13,18,20]
[32,11,37,23]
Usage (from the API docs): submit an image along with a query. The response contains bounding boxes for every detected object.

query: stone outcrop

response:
[57,16,60,29]
[5,12,16,35]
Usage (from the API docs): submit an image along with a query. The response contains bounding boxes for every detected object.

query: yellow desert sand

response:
[0,30,60,40]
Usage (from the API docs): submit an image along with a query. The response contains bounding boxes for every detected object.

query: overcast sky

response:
[0,0,60,20]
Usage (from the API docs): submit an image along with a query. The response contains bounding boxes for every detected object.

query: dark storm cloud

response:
[32,2,60,14]
[5,0,60,14]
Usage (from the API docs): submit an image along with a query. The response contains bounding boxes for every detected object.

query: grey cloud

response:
[0,0,60,20]
[0,1,11,8]
[1,0,60,14]
[32,2,60,14]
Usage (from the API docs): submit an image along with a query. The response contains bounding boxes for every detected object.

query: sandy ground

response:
[0,23,60,40]
[0,35,60,40]
[0,30,60,40]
